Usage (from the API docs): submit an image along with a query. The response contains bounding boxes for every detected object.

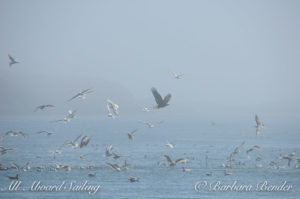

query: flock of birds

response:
[1,54,299,184]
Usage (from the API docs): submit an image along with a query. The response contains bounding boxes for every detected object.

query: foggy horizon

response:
[1,0,299,125]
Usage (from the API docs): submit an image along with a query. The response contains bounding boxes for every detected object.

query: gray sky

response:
[0,0,299,124]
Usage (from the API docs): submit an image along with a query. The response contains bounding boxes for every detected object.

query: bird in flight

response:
[105,162,121,171]
[255,114,264,135]
[37,131,54,136]
[136,104,151,112]
[107,99,119,117]
[151,88,171,109]
[4,131,26,140]
[162,154,188,167]
[171,71,183,79]
[138,121,155,128]
[8,54,20,67]
[35,105,56,112]
[165,141,174,149]
[68,89,93,101]
[122,129,138,141]
[246,145,262,159]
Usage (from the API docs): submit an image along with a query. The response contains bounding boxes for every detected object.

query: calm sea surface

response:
[0,118,299,199]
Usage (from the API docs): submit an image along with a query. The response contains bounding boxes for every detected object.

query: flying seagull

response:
[123,129,138,141]
[104,145,114,157]
[10,162,19,170]
[162,154,188,167]
[35,105,56,112]
[51,117,70,124]
[151,88,171,109]
[255,114,264,135]
[105,162,121,171]
[0,146,17,155]
[138,121,155,128]
[246,145,262,159]
[106,104,115,118]
[136,104,151,112]
[51,110,76,124]
[67,110,76,119]
[79,136,90,148]
[182,167,191,172]
[62,134,83,149]
[68,88,93,101]
[171,71,183,79]
[279,154,293,167]
[111,151,130,160]
[74,152,93,159]
[4,131,26,140]
[228,141,245,162]
[49,150,61,158]
[37,131,54,136]
[8,54,20,67]
[165,141,174,149]
[107,99,119,116]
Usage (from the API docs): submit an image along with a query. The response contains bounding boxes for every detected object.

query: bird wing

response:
[253,145,262,151]
[163,94,172,104]
[73,134,83,143]
[10,162,19,169]
[246,148,252,154]
[8,54,15,62]
[255,115,261,126]
[68,93,81,101]
[130,129,138,135]
[34,105,43,111]
[5,131,13,136]
[46,105,56,108]
[256,127,261,135]
[151,88,164,105]
[19,132,26,139]
[82,88,93,94]
[112,104,119,115]
[162,154,174,165]
[80,136,90,148]
[175,158,187,164]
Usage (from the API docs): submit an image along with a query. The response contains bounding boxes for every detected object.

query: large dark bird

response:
[151,88,171,109]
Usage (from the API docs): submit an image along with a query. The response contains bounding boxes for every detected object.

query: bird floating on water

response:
[7,174,18,180]
[128,176,139,182]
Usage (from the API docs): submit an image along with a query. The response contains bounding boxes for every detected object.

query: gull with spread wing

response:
[151,88,171,109]
[8,54,20,67]
[68,89,93,101]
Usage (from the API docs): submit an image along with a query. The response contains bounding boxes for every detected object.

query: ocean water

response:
[0,118,299,199]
